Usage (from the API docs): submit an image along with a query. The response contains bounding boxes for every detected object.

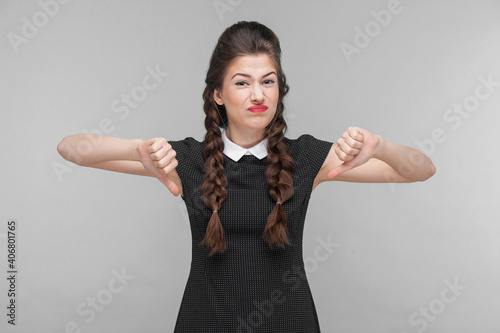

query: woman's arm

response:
[369,135,436,181]
[57,134,182,196]
[314,127,436,188]
[57,134,142,166]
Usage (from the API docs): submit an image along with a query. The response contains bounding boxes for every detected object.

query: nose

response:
[251,84,264,103]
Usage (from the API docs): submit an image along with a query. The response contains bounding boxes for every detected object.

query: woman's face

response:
[214,53,279,142]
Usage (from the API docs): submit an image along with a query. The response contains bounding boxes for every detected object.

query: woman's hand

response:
[137,138,180,196]
[327,127,382,179]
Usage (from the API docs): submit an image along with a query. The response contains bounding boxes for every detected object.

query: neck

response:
[226,126,266,148]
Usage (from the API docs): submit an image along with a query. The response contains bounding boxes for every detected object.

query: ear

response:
[213,89,224,106]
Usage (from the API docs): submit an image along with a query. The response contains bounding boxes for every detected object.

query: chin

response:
[249,118,273,130]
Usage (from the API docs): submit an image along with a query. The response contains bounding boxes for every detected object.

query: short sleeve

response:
[167,137,205,200]
[294,134,334,180]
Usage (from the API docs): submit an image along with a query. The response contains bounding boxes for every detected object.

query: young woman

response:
[57,21,435,333]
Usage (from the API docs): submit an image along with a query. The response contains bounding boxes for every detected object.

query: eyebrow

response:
[231,71,277,80]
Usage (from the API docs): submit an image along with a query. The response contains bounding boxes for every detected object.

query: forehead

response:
[225,54,277,79]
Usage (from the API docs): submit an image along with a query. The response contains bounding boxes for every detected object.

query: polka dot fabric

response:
[168,134,333,333]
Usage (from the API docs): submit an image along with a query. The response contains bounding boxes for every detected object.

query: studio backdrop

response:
[1,0,499,332]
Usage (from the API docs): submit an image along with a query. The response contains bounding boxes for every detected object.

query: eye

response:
[235,81,248,86]
[263,79,275,85]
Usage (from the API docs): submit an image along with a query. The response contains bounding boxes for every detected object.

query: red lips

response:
[247,105,268,113]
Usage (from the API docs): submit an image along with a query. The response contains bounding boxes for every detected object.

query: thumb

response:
[158,175,180,197]
[327,160,356,179]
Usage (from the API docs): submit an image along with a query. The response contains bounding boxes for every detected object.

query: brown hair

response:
[200,21,294,256]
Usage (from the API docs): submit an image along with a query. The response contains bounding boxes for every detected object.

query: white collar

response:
[221,129,268,162]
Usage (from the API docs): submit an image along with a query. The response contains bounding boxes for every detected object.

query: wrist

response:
[373,135,386,159]
[131,139,144,161]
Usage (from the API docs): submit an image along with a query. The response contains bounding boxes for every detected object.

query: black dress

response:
[169,134,333,333]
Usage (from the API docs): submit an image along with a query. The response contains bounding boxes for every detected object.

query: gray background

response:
[1,0,499,332]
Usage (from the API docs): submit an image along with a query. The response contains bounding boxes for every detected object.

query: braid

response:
[200,88,228,256]
[263,112,295,249]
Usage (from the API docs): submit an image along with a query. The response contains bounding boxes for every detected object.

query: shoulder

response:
[284,133,334,177]
[168,137,204,157]
[168,137,203,150]
[284,134,334,156]
[167,137,205,171]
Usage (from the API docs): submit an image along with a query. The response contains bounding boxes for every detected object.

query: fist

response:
[327,127,381,179]
[137,138,180,196]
